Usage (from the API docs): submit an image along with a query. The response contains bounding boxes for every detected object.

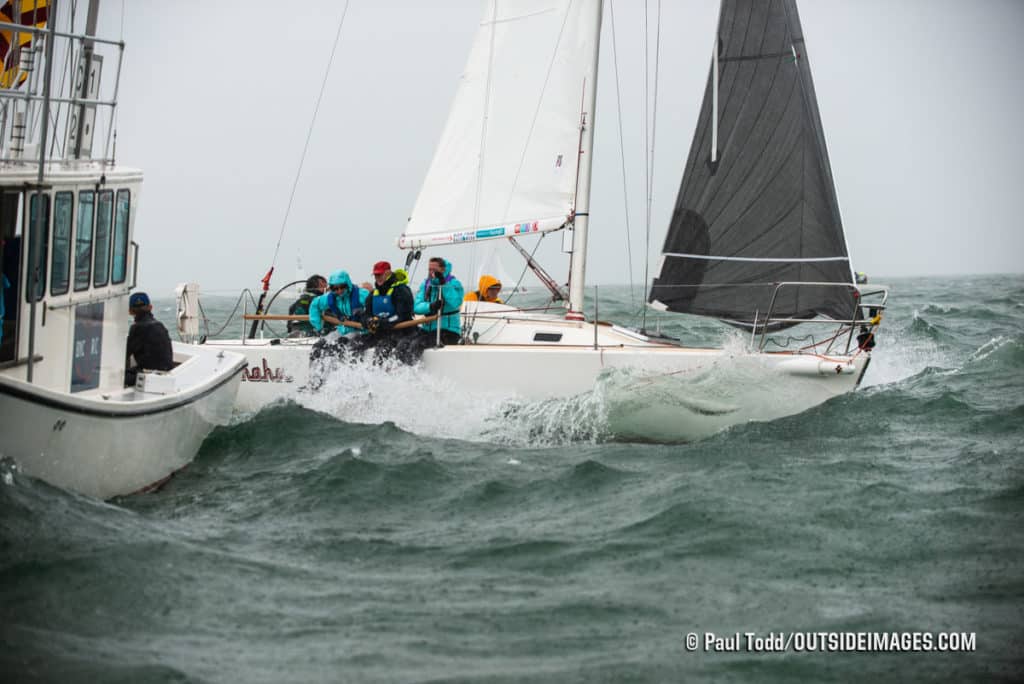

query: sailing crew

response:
[336,260,415,363]
[463,274,503,304]
[414,256,465,347]
[307,270,369,379]
[287,274,327,337]
[362,261,414,332]
[125,292,174,387]
[309,270,367,335]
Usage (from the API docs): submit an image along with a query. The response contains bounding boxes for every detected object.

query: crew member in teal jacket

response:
[414,256,464,346]
[307,270,369,379]
[309,270,368,334]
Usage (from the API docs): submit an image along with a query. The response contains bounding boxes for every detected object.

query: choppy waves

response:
[3,276,1023,682]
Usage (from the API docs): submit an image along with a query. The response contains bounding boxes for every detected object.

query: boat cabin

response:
[1,168,142,393]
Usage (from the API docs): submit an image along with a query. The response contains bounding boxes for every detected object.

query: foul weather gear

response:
[125,311,173,385]
[414,260,464,337]
[364,268,414,332]
[287,290,320,335]
[309,270,368,333]
[463,274,503,303]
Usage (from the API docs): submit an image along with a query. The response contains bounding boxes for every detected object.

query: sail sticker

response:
[555,154,563,168]
[401,219,551,249]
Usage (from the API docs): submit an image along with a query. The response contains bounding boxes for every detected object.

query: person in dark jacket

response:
[363,261,413,329]
[287,274,327,336]
[351,261,416,363]
[125,291,174,386]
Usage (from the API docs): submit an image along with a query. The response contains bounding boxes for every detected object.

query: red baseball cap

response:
[372,260,391,275]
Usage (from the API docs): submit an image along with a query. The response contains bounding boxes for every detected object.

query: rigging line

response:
[116,0,125,163]
[499,3,573,219]
[504,233,547,307]
[500,4,572,220]
[782,2,854,283]
[641,0,661,329]
[469,1,500,285]
[608,0,635,312]
[638,0,647,286]
[268,0,350,270]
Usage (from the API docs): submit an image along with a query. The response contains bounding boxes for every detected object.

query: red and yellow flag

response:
[0,0,49,89]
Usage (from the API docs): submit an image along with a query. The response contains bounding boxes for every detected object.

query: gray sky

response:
[97,0,1024,295]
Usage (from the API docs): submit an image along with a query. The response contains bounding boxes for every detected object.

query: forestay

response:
[399,0,602,250]
[649,0,856,329]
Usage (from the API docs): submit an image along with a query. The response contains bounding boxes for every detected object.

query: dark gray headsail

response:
[649,0,857,329]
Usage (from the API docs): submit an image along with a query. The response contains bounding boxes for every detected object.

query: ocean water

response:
[2,275,1022,682]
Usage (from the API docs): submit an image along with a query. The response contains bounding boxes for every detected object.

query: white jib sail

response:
[399,0,602,250]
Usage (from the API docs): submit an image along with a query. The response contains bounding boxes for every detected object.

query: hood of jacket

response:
[425,259,455,288]
[476,274,502,300]
[328,270,354,289]
[376,268,409,294]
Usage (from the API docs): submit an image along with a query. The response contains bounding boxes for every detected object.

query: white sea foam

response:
[859,325,956,388]
[968,336,1012,363]
[297,352,511,443]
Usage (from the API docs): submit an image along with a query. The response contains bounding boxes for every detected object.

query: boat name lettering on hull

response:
[241,357,293,383]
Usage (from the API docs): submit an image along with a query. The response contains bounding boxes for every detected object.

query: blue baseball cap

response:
[129,292,150,309]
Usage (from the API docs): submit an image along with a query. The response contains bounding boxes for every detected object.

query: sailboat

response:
[0,0,246,498]
[191,0,887,441]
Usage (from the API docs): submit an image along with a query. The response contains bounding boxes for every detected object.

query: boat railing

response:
[758,281,889,354]
[0,15,125,166]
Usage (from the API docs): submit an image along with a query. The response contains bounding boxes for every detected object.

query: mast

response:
[26,0,58,383]
[566,0,603,320]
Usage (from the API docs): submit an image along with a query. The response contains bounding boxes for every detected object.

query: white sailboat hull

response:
[0,343,246,499]
[421,344,865,441]
[202,306,868,442]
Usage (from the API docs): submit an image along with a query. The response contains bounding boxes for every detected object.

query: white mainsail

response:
[399,1,602,250]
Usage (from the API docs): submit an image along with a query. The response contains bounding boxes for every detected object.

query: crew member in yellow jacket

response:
[463,275,503,303]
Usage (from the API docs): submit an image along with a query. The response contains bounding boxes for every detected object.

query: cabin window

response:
[25,193,49,302]
[74,190,94,291]
[110,189,130,284]
[50,192,73,295]
[92,189,113,287]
